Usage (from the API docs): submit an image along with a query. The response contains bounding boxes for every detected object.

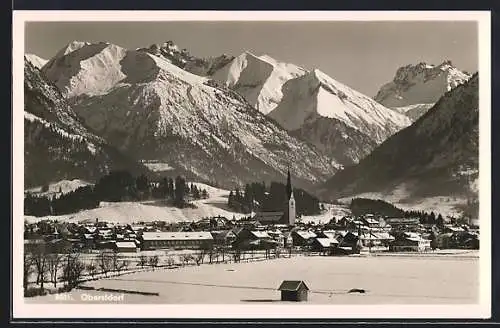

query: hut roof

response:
[278,280,310,291]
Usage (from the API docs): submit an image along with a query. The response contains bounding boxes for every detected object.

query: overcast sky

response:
[25,21,478,97]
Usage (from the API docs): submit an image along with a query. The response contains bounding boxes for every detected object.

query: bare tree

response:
[97,251,113,277]
[181,254,193,266]
[23,252,34,290]
[139,254,148,268]
[116,258,129,274]
[194,251,205,266]
[148,255,159,270]
[86,262,97,279]
[47,253,64,288]
[165,256,175,267]
[32,243,49,290]
[62,253,85,289]
[232,249,241,263]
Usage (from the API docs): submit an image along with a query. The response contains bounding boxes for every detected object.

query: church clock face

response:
[291,200,295,207]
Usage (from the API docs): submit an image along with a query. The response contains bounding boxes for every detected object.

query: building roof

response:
[294,230,317,239]
[278,280,310,291]
[142,231,213,241]
[315,238,339,247]
[254,211,284,223]
[250,231,271,239]
[115,241,137,248]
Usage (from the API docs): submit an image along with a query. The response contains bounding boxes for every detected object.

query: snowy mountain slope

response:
[138,41,234,77]
[25,54,48,69]
[269,69,411,141]
[42,41,339,190]
[211,51,307,114]
[290,116,378,167]
[42,41,128,97]
[320,73,479,214]
[374,61,471,110]
[391,103,435,122]
[24,58,149,188]
[265,69,411,165]
[212,53,410,165]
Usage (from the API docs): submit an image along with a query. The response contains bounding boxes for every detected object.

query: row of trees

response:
[227,181,321,215]
[24,171,210,217]
[24,247,86,295]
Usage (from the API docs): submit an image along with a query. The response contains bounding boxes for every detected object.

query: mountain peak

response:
[24,53,48,69]
[55,40,92,57]
[374,60,471,108]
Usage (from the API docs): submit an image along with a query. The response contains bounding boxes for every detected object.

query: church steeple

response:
[285,166,296,226]
[286,167,293,200]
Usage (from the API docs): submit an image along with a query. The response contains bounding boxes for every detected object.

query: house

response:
[335,231,361,254]
[140,231,214,250]
[253,211,284,225]
[390,232,431,252]
[282,231,294,248]
[291,230,317,247]
[232,229,277,250]
[384,217,420,229]
[267,229,285,248]
[24,238,46,253]
[114,241,139,253]
[360,231,394,248]
[311,237,339,254]
[362,217,379,228]
[443,225,466,234]
[278,280,309,301]
[211,230,237,246]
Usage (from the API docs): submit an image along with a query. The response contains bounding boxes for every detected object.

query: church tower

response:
[285,168,296,226]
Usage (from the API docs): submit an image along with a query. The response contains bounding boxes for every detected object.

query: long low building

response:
[140,231,214,250]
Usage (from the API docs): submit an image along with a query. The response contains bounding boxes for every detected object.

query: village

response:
[24,211,480,258]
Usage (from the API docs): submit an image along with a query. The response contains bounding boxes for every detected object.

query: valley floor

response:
[26,252,478,305]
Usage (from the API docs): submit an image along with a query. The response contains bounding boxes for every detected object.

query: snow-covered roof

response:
[294,230,317,239]
[142,231,213,241]
[251,231,271,239]
[115,241,137,248]
[315,237,339,247]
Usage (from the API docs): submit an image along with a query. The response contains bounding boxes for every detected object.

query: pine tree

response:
[174,176,186,207]
[228,190,235,209]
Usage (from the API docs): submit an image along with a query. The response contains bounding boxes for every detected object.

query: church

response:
[253,169,296,226]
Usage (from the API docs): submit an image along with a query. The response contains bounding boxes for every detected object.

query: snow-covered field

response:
[24,182,249,224]
[338,183,469,218]
[26,254,478,304]
[300,203,351,224]
[24,182,350,224]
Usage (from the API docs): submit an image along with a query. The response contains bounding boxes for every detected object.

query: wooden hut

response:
[278,280,309,301]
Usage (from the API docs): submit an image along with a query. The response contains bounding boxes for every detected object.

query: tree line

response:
[24,171,209,217]
[227,181,321,216]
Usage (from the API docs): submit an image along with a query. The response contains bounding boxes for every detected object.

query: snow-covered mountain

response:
[24,58,148,188]
[24,54,48,69]
[41,41,339,190]
[212,53,411,165]
[374,61,471,121]
[320,73,479,215]
[211,51,308,114]
[138,40,234,77]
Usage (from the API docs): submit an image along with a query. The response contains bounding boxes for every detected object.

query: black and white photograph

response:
[12,10,491,319]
